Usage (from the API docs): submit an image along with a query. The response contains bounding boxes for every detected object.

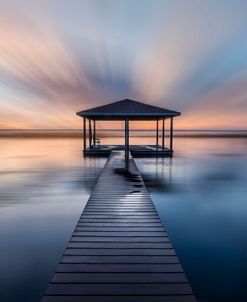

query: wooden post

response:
[83,118,86,151]
[162,118,165,149]
[156,119,159,147]
[127,119,130,158]
[125,119,129,159]
[89,119,92,148]
[93,120,96,146]
[125,119,127,158]
[170,117,173,151]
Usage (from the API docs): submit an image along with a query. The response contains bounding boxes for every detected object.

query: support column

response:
[156,119,159,147]
[93,120,96,145]
[170,117,173,151]
[125,119,129,159]
[162,118,165,149]
[83,118,86,151]
[89,119,92,148]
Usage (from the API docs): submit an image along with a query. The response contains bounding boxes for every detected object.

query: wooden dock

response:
[43,151,196,302]
[84,145,173,157]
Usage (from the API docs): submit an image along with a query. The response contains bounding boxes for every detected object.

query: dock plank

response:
[73,231,167,236]
[42,151,196,301]
[67,242,173,249]
[74,227,165,231]
[56,263,183,273]
[52,272,187,283]
[64,248,176,256]
[43,296,197,302]
[46,283,193,295]
[60,255,179,264]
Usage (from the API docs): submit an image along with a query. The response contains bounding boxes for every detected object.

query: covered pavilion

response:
[76,99,181,158]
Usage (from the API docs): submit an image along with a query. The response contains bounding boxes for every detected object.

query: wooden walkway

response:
[84,145,172,157]
[43,151,196,302]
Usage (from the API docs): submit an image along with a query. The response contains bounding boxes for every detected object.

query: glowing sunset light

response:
[0,0,246,130]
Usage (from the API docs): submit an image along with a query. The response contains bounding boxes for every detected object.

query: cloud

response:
[0,0,247,129]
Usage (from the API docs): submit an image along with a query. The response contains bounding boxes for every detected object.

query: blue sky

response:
[0,0,247,129]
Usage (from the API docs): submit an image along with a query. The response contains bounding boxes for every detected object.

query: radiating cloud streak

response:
[0,0,246,129]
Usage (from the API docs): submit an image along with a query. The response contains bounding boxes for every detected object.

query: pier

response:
[43,151,196,302]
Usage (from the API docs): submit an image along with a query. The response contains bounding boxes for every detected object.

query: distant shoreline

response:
[0,129,246,138]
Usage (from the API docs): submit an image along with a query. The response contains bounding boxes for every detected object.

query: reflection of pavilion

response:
[77,99,181,158]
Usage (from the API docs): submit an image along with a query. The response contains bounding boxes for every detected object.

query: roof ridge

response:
[76,98,181,119]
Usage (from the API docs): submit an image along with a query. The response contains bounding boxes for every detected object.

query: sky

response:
[0,0,247,130]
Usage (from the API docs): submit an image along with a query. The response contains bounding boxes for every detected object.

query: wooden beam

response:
[89,119,92,148]
[125,119,127,158]
[156,120,159,147]
[170,117,173,151]
[127,119,130,159]
[83,118,86,151]
[162,118,165,149]
[125,119,129,159]
[93,120,96,145]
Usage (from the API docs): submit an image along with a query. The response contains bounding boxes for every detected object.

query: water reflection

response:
[0,137,247,302]
[0,138,106,302]
[135,137,247,302]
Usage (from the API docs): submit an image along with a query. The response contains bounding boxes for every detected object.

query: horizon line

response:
[0,129,247,132]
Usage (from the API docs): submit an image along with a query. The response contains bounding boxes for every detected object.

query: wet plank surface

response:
[84,144,172,157]
[43,151,196,302]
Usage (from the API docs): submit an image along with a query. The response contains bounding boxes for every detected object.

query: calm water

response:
[0,137,246,302]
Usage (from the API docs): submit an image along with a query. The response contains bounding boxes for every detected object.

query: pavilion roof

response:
[76,99,181,120]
